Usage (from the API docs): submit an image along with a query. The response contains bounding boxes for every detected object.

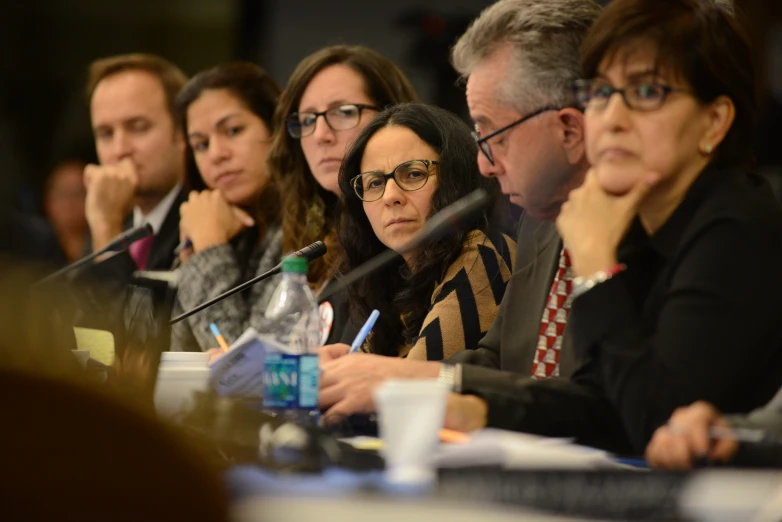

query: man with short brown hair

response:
[83,53,187,271]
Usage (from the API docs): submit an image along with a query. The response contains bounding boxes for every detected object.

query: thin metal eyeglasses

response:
[573,80,689,111]
[286,103,379,139]
[350,159,439,202]
[472,105,561,165]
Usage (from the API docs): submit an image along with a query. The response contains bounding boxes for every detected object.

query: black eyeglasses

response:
[574,80,689,111]
[472,106,561,165]
[351,159,439,202]
[286,104,379,139]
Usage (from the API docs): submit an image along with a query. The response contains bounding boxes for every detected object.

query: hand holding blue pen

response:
[209,322,231,352]
[174,238,192,255]
[349,309,380,354]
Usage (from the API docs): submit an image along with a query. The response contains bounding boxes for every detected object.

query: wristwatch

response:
[572,263,626,299]
[437,363,462,392]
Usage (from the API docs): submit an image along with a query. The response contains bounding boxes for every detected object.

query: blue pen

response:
[174,238,192,255]
[349,309,380,354]
[209,322,230,352]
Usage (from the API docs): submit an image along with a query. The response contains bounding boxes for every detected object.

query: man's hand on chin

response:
[84,159,139,251]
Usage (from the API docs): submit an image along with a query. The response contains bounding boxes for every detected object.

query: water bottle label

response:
[263,353,319,409]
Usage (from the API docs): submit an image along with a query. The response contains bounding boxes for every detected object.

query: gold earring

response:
[702,143,713,155]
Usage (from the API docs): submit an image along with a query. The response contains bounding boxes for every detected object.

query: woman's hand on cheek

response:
[179,190,255,253]
[556,167,659,277]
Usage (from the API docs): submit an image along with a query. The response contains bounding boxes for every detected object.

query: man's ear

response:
[558,107,586,166]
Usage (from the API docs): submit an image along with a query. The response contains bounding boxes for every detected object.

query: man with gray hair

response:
[453,0,596,220]
[318,0,602,425]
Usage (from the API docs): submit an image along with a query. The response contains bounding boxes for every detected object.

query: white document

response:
[433,428,634,470]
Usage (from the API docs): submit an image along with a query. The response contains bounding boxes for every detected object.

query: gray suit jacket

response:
[729,387,782,431]
[448,212,580,390]
[728,387,782,467]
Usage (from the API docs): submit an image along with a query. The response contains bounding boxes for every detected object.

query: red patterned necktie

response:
[129,233,155,270]
[530,248,573,379]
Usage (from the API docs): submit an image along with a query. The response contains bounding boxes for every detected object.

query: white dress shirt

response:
[132,183,182,233]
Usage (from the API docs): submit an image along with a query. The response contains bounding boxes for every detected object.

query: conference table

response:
[221,438,782,522]
[163,392,782,521]
[233,495,584,522]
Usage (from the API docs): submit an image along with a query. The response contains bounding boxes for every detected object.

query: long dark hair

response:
[337,103,504,357]
[175,62,282,276]
[267,45,418,288]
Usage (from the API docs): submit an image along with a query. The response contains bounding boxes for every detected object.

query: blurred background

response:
[2,0,781,216]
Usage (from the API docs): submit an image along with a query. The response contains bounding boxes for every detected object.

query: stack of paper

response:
[434,429,634,470]
[208,328,267,398]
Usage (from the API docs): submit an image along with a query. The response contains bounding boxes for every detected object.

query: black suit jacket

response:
[70,188,185,331]
[448,212,581,388]
[79,188,186,283]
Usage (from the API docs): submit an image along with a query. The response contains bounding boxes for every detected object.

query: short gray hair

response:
[451,0,602,111]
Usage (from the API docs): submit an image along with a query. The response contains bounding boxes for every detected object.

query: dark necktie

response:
[129,233,155,270]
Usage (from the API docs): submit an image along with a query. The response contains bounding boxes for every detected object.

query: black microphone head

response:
[125,223,154,243]
[291,241,327,262]
[107,223,154,251]
[400,189,490,253]
[439,188,489,221]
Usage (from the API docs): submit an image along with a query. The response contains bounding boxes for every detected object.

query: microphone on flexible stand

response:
[35,223,154,285]
[316,188,490,304]
[168,241,327,325]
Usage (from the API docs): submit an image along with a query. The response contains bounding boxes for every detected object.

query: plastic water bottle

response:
[262,256,320,425]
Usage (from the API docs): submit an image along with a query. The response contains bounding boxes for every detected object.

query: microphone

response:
[399,189,489,251]
[316,189,489,303]
[35,223,154,285]
[169,241,327,325]
[105,223,154,251]
[291,240,328,262]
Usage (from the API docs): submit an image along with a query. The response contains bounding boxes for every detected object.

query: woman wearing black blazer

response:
[446,0,782,455]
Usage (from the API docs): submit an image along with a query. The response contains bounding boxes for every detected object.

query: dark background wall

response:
[1,0,780,212]
[0,0,238,209]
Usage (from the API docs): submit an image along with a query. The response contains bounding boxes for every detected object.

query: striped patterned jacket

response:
[400,229,516,361]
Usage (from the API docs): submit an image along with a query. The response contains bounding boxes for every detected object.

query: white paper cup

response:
[373,379,449,484]
[158,351,210,368]
[71,350,90,368]
[154,366,211,418]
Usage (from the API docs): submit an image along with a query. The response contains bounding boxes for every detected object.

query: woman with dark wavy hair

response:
[332,103,515,362]
[171,62,282,351]
[267,45,418,345]
[446,0,782,457]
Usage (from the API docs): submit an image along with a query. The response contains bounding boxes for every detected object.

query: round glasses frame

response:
[350,159,439,202]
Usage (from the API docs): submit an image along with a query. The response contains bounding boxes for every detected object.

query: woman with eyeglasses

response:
[316,103,515,420]
[170,62,282,351]
[267,45,418,345]
[445,0,782,455]
[557,0,782,452]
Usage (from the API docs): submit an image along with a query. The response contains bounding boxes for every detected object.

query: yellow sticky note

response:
[341,436,384,451]
[73,327,115,365]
